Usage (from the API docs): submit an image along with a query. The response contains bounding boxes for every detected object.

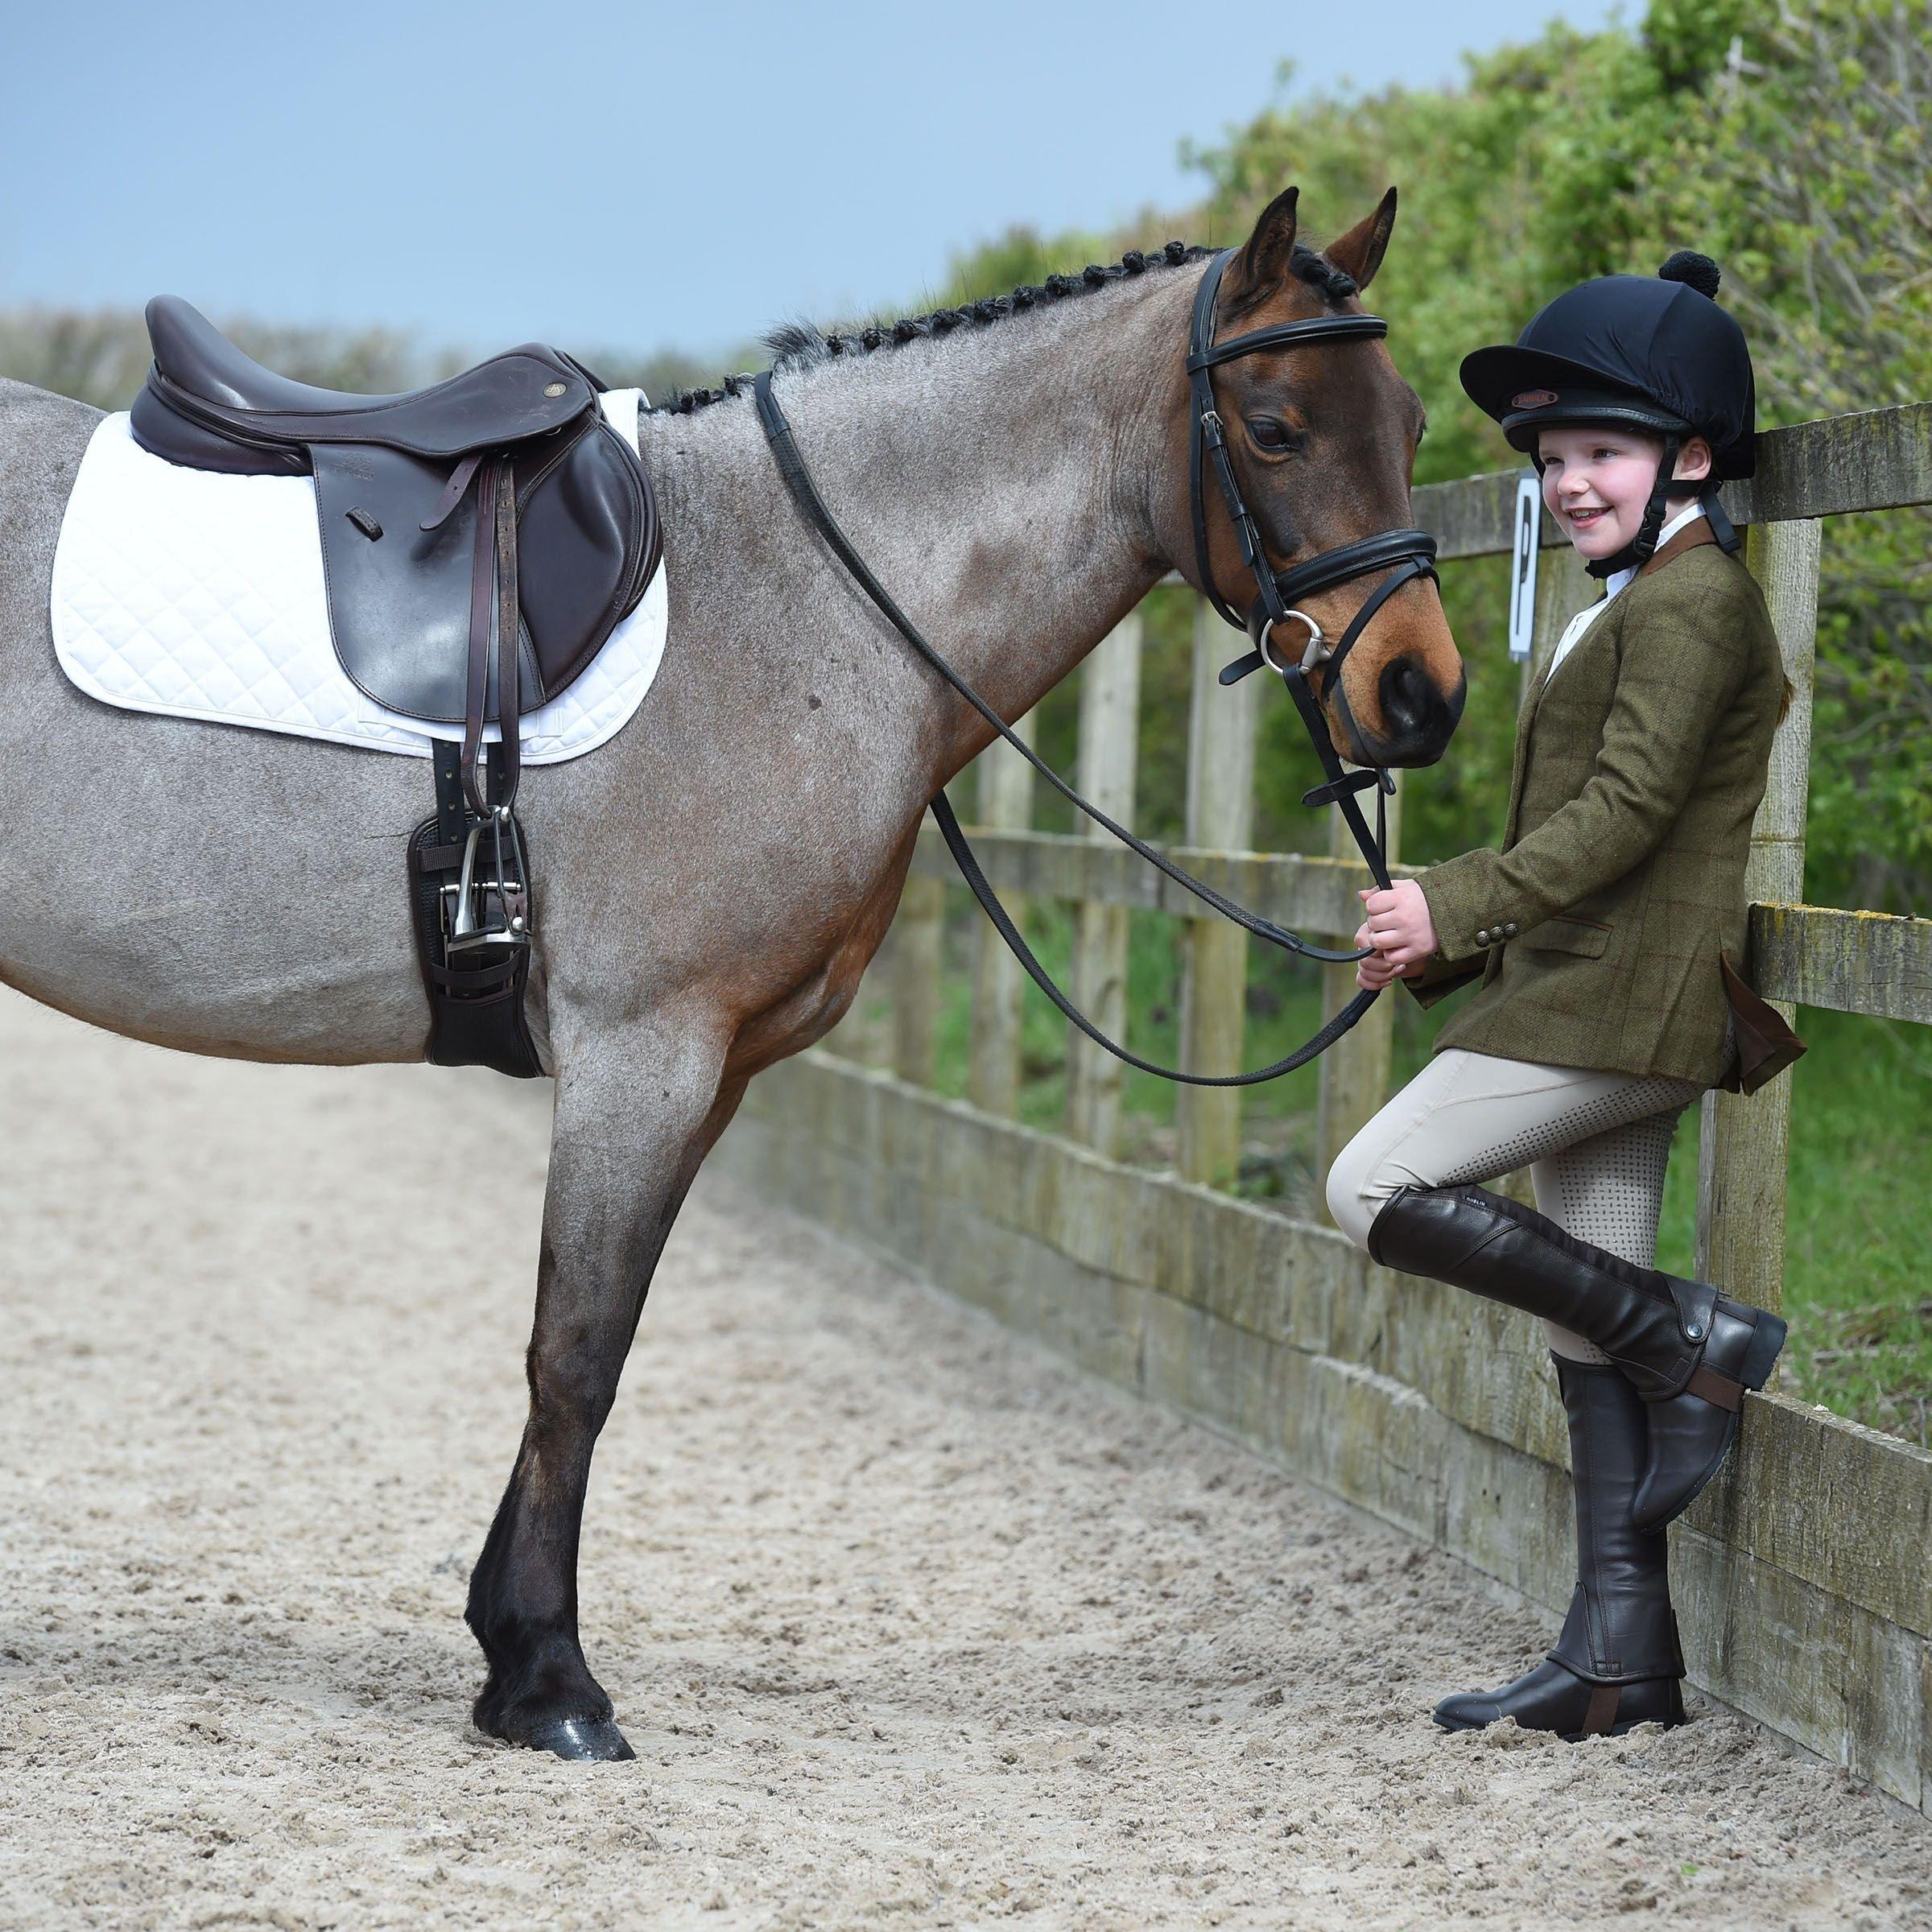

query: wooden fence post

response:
[1696,518,1821,1316]
[891,869,945,1088]
[1177,598,1257,1186]
[967,714,1036,1117]
[1066,613,1143,1155]
[1315,777,1402,1208]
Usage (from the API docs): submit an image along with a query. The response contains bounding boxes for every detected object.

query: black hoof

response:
[523,1713,637,1762]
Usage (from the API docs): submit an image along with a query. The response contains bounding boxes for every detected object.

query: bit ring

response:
[1257,609,1327,678]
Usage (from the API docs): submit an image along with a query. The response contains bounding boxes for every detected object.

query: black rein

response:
[751,246,1439,1087]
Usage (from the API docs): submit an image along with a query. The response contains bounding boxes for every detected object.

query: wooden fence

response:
[718,401,1932,1813]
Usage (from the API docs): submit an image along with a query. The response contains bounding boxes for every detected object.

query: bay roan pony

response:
[0,188,1463,1759]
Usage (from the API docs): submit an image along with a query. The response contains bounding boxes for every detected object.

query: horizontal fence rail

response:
[721,398,1932,1811]
[902,828,1932,1026]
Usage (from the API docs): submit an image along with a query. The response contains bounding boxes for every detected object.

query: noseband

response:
[753,246,1445,1087]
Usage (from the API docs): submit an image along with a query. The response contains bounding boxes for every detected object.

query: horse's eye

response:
[1248,418,1304,454]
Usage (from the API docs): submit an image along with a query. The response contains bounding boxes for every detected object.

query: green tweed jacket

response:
[1407,520,1785,1088]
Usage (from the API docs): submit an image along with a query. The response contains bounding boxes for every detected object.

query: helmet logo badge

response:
[1511,388,1560,408]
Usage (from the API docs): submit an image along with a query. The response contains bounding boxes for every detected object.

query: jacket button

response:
[1505,922,1519,937]
[1476,929,1492,946]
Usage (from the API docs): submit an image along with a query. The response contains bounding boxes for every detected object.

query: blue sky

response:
[2,0,1619,361]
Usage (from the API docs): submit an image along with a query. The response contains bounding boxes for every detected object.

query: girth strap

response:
[407,739,542,1079]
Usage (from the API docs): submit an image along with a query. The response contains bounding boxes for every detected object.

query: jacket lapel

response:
[1527,519,1719,734]
[1524,599,1604,726]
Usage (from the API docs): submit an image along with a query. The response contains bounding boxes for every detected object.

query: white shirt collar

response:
[1604,499,1707,601]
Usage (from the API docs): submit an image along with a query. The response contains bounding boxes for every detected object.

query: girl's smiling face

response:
[1535,425,1711,560]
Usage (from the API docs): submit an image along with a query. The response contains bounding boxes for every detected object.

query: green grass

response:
[842,900,1932,1448]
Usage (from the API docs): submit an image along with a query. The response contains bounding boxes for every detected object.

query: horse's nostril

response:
[1374,654,1464,762]
[1380,655,1433,737]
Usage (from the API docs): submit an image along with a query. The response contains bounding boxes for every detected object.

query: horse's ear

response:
[1227,185,1301,301]
[1325,188,1399,292]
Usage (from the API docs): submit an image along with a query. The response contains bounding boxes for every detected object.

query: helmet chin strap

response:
[1701,486,1742,555]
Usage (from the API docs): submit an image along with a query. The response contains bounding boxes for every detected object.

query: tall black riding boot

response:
[1368,1184,1786,1530]
[1435,1355,1687,1738]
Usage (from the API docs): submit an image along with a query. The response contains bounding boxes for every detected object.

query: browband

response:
[1185,311,1389,374]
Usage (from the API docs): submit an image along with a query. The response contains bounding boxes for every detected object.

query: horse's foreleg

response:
[465,1016,735,1761]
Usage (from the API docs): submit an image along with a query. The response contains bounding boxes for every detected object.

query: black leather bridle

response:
[1187,247,1439,885]
[753,247,1443,1086]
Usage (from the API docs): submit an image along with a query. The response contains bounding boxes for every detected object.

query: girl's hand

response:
[1357,880,1438,971]
[1353,926,1417,991]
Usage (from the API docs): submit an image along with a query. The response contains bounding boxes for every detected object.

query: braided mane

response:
[650,238,1360,415]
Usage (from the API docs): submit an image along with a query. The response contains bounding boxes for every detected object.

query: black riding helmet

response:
[1459,251,1755,576]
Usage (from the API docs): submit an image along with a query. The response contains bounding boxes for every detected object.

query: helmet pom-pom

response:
[1658,250,1721,299]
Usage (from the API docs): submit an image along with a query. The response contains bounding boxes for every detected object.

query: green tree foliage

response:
[1642,0,1932,907]
[1195,0,1932,904]
[935,1,1930,907]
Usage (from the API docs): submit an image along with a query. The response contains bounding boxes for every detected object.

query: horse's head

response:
[1161,186,1464,769]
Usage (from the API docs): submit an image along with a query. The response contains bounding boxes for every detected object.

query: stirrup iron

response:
[447,806,530,959]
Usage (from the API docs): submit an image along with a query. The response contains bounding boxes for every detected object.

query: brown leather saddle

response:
[131,296,666,1076]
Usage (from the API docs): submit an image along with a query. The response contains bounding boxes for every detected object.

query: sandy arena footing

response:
[2,986,1930,1930]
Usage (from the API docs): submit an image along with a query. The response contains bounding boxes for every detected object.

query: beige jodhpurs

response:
[1325,1049,1702,1362]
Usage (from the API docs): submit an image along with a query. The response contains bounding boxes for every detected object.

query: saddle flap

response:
[311,416,651,725]
[312,443,539,724]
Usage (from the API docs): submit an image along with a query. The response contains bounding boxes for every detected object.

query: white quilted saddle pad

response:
[51,389,667,762]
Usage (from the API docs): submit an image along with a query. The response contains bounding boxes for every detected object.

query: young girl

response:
[1325,253,1798,1740]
